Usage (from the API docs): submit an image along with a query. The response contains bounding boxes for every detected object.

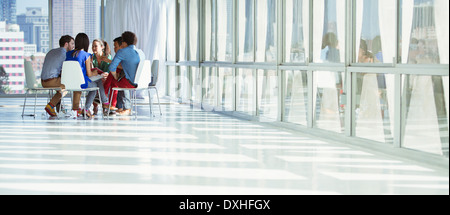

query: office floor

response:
[0,97,448,195]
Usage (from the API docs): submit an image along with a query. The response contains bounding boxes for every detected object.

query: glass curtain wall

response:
[400,0,449,157]
[51,0,101,51]
[168,0,449,158]
[354,0,396,143]
[1,0,49,95]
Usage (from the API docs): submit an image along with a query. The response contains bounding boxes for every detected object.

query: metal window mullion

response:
[394,0,402,148]
[197,0,203,105]
[278,0,285,122]
[307,0,314,128]
[308,0,314,64]
[345,0,355,137]
[350,71,357,135]
[394,72,402,148]
[48,0,52,49]
[253,0,257,116]
[199,0,204,63]
[101,0,105,40]
[307,70,314,128]
[186,0,191,62]
[232,0,238,111]
[214,0,218,62]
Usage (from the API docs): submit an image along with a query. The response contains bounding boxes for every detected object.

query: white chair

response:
[108,60,152,119]
[61,61,103,119]
[148,60,162,116]
[22,59,61,117]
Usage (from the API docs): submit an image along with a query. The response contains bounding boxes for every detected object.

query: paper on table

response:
[89,75,103,82]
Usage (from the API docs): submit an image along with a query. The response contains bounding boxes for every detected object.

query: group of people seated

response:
[40,31,145,118]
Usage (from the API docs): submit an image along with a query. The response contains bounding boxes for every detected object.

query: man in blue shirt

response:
[41,35,74,116]
[109,31,145,116]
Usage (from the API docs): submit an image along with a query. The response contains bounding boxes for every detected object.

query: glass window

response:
[313,71,345,133]
[188,0,199,61]
[237,68,256,114]
[285,0,309,63]
[179,66,190,100]
[356,0,396,64]
[1,0,49,95]
[237,0,254,62]
[400,0,449,64]
[178,0,187,61]
[204,0,216,61]
[255,0,276,63]
[218,67,234,110]
[52,0,101,50]
[167,0,176,61]
[355,73,395,143]
[217,0,233,62]
[202,67,217,107]
[284,70,308,126]
[313,0,345,63]
[258,69,278,121]
[191,66,201,103]
[167,66,177,99]
[402,75,449,157]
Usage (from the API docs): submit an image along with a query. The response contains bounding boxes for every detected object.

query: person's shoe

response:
[45,103,57,117]
[103,108,116,116]
[93,103,99,115]
[117,109,131,116]
[80,109,93,118]
[69,109,79,118]
[108,106,118,111]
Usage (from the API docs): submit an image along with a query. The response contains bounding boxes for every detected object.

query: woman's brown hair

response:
[73,33,90,57]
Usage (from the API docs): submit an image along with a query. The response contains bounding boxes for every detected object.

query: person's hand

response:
[102,72,109,81]
[100,56,112,63]
[112,72,118,80]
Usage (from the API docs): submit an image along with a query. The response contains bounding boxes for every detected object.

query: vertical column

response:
[277,0,285,122]
[232,0,237,111]
[48,0,53,49]
[345,0,354,137]
[307,0,314,128]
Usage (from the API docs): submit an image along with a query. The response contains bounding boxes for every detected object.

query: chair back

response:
[149,60,159,87]
[24,60,37,89]
[134,60,152,89]
[61,61,85,90]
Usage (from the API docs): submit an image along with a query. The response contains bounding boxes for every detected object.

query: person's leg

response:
[116,92,124,110]
[116,78,136,115]
[41,78,64,106]
[106,73,120,108]
[72,91,81,110]
[96,80,109,105]
[42,78,66,115]
[84,81,98,110]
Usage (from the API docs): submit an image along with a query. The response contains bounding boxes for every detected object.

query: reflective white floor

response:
[0,97,448,195]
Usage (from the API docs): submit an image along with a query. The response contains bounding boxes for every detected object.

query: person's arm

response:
[109,51,124,80]
[100,55,112,63]
[85,56,97,77]
[56,52,66,76]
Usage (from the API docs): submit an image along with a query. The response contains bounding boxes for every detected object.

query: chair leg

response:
[98,89,104,119]
[154,88,162,116]
[108,89,115,119]
[35,91,40,117]
[134,90,138,120]
[22,89,29,117]
[148,89,153,117]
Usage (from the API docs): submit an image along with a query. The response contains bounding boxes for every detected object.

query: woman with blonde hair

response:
[66,33,109,118]
[91,38,114,115]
